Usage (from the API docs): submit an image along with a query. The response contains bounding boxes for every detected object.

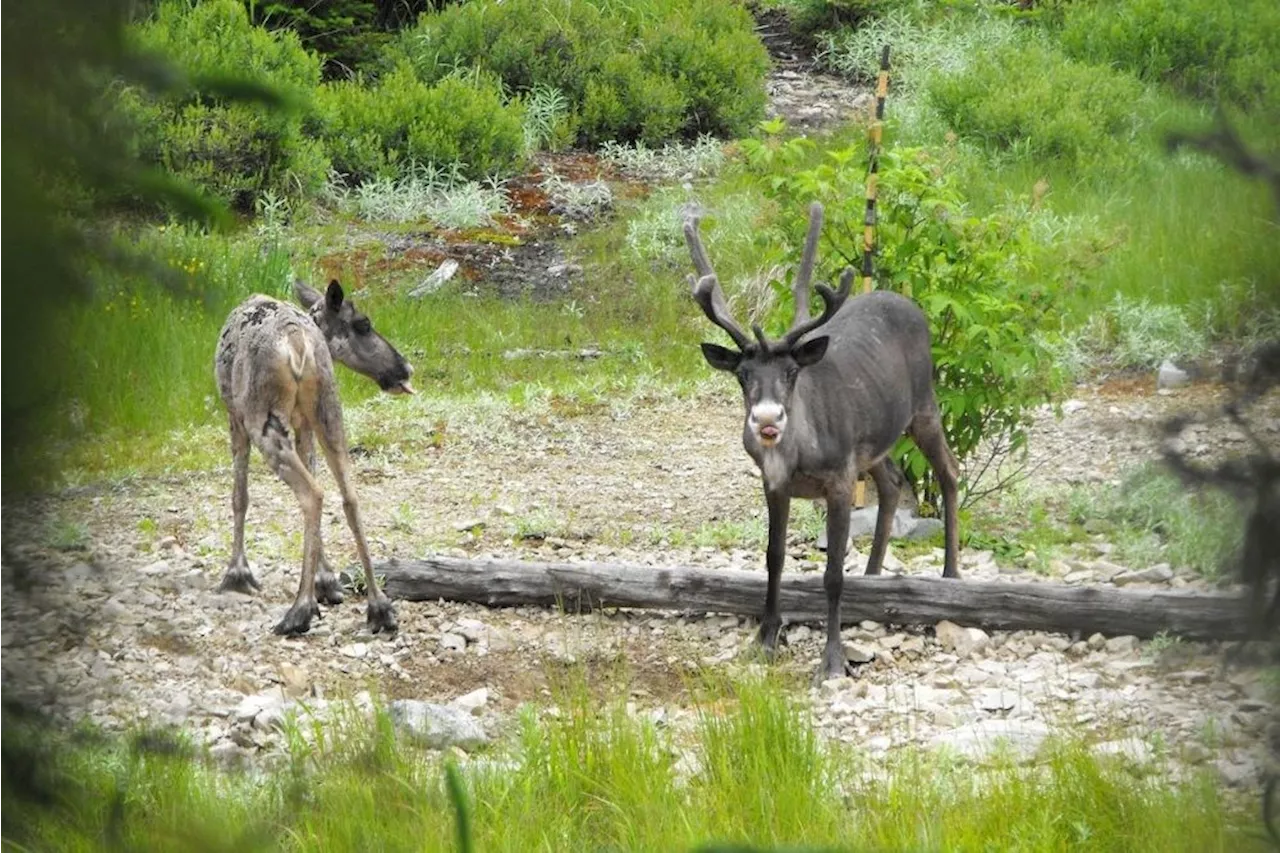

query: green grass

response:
[2,673,1264,852]
[1074,463,1245,579]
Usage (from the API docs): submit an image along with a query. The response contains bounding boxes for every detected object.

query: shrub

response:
[927,40,1148,169]
[314,63,526,182]
[742,130,1066,505]
[1059,0,1280,114]
[125,0,328,208]
[780,0,915,39]
[393,0,769,147]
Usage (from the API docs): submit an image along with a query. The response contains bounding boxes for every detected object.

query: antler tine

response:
[686,216,753,350]
[783,266,853,348]
[683,216,716,279]
[690,273,753,351]
[790,202,824,331]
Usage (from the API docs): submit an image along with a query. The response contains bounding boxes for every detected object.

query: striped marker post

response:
[856,44,891,510]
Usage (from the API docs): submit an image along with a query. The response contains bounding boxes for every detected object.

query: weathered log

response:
[378,555,1253,641]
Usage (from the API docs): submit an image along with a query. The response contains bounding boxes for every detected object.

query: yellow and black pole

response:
[855,44,890,510]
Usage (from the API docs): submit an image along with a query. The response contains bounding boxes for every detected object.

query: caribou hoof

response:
[757,617,785,658]
[218,561,261,594]
[367,597,398,635]
[273,600,321,636]
[817,643,854,683]
[315,570,345,606]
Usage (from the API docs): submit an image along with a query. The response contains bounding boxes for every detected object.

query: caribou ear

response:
[325,279,345,313]
[792,335,829,367]
[701,342,742,373]
[294,280,323,309]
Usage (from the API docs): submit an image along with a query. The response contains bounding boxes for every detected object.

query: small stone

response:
[278,663,310,698]
[339,642,369,660]
[1063,569,1095,585]
[388,700,488,751]
[905,517,944,541]
[1104,635,1140,654]
[455,619,489,644]
[439,633,467,653]
[1157,359,1190,390]
[140,560,170,575]
[1066,641,1090,658]
[843,642,876,664]
[1087,633,1107,651]
[454,517,486,533]
[976,688,1018,713]
[1112,565,1174,586]
[899,636,926,656]
[935,621,989,659]
[452,687,489,716]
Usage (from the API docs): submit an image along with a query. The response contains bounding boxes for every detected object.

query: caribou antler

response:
[783,268,853,348]
[685,216,753,350]
[790,202,824,331]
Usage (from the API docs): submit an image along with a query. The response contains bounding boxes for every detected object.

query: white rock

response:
[339,642,369,660]
[843,642,876,664]
[976,688,1019,713]
[452,687,490,716]
[439,633,467,652]
[1157,360,1190,390]
[1104,635,1140,655]
[388,700,488,751]
[455,619,489,643]
[935,621,989,659]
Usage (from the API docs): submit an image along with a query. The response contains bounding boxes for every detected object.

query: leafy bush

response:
[1059,0,1280,113]
[393,0,769,147]
[778,0,915,39]
[742,130,1066,504]
[123,0,329,209]
[314,63,526,181]
[927,40,1148,169]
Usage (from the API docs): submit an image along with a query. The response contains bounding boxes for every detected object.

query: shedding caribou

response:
[686,202,961,678]
[214,279,413,636]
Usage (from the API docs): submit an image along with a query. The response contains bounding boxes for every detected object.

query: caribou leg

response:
[255,414,324,636]
[297,425,344,606]
[819,488,854,680]
[758,488,790,655]
[864,457,905,575]
[317,388,397,635]
[218,415,261,594]
[910,409,962,579]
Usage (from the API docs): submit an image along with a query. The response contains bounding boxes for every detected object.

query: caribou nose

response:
[749,402,786,444]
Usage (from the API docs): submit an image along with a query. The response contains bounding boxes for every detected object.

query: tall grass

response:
[3,673,1264,851]
[35,210,725,483]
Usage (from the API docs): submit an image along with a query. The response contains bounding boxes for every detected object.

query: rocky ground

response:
[2,377,1277,788]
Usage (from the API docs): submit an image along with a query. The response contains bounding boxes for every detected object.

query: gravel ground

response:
[3,377,1277,789]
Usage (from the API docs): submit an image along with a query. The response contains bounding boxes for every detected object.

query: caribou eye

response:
[353,318,372,335]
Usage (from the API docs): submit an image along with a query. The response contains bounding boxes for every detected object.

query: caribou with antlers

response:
[686,202,960,679]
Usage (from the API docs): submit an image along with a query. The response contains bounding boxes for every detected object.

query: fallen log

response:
[378,556,1253,641]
